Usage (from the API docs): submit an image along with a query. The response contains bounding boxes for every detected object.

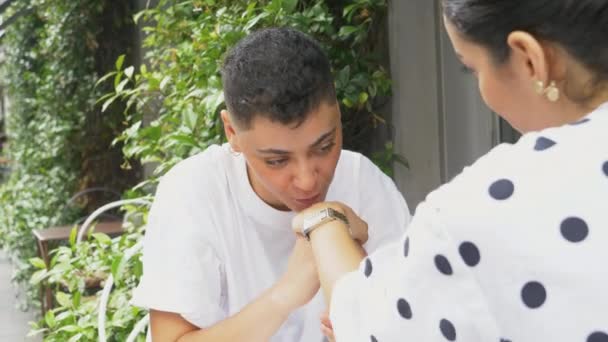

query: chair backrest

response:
[75,197,152,342]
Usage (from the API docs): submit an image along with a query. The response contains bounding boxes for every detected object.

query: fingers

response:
[321,324,336,341]
[320,311,332,329]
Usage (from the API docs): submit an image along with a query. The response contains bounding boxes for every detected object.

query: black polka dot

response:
[603,161,608,177]
[459,241,480,267]
[560,217,589,243]
[534,137,556,151]
[440,319,457,341]
[521,281,547,309]
[571,118,590,125]
[397,298,412,319]
[588,332,608,342]
[403,237,410,258]
[364,258,373,277]
[435,255,453,275]
[489,179,514,200]
[370,335,378,342]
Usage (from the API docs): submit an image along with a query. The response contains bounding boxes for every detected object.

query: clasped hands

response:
[279,202,368,341]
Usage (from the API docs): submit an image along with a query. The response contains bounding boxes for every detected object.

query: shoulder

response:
[335,149,387,180]
[157,144,230,193]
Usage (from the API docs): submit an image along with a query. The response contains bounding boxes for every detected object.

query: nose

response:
[292,160,318,193]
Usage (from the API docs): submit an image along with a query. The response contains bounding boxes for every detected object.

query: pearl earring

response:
[534,80,560,102]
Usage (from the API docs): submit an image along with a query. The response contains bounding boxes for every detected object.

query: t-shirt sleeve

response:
[357,155,411,253]
[131,168,226,328]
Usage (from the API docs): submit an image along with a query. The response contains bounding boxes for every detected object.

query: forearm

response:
[308,221,366,305]
[176,284,293,342]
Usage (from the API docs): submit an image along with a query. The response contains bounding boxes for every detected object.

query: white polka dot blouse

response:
[330,102,608,342]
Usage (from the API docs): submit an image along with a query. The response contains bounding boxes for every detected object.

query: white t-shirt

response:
[330,103,608,341]
[132,143,410,341]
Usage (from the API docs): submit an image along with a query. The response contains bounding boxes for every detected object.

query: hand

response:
[273,236,320,311]
[292,202,369,244]
[320,310,335,342]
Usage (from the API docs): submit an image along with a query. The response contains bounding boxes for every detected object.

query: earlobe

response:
[221,110,242,152]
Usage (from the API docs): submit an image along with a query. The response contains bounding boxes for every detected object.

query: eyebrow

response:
[257,127,337,155]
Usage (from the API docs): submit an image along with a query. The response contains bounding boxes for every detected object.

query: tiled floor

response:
[0,251,41,342]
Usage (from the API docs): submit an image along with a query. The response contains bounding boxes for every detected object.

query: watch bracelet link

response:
[302,207,350,240]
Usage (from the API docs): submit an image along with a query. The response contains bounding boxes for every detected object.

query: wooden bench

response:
[32,221,124,316]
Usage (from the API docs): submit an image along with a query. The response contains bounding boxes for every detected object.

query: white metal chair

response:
[76,197,152,342]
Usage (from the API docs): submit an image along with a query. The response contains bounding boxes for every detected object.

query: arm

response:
[150,285,291,342]
[308,221,364,303]
[149,237,320,342]
[292,203,367,305]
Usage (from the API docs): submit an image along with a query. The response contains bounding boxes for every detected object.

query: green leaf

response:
[92,232,112,246]
[338,25,359,38]
[55,291,71,308]
[68,333,83,342]
[133,10,146,24]
[342,97,354,108]
[95,71,117,87]
[160,75,171,91]
[29,257,46,269]
[283,0,298,13]
[182,106,198,131]
[72,291,81,307]
[30,269,48,285]
[57,325,79,333]
[102,94,120,112]
[27,328,47,337]
[244,12,269,31]
[125,66,135,79]
[358,92,369,104]
[69,227,77,247]
[111,255,123,280]
[45,310,56,328]
[115,54,126,70]
[116,78,130,93]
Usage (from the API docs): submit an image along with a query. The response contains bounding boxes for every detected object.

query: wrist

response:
[308,219,352,242]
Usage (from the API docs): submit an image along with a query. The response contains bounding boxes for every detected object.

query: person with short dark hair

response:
[293,1,608,341]
[132,27,410,341]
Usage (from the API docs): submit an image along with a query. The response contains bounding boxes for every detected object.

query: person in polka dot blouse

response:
[291,0,608,341]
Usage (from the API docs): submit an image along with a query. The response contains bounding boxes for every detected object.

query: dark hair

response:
[221,27,336,129]
[442,0,608,91]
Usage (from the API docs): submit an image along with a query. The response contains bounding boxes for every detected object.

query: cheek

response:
[478,73,505,114]
[319,149,341,179]
[250,160,290,190]
[478,72,528,129]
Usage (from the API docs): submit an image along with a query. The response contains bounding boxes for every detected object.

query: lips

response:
[294,194,320,208]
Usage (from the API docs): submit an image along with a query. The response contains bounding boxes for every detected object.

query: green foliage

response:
[0,0,106,306]
[29,222,147,341]
[107,0,392,181]
[37,0,395,340]
[0,0,137,314]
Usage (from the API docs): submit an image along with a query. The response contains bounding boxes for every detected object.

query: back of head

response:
[442,0,608,94]
[222,27,336,129]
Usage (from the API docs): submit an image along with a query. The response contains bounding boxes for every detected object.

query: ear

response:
[221,110,242,153]
[507,31,558,84]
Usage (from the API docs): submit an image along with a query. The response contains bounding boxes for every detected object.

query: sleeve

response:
[130,170,227,328]
[329,201,500,342]
[357,155,411,253]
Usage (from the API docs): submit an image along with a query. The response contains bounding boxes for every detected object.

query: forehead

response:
[239,102,340,148]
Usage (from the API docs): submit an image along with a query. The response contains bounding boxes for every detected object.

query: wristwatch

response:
[302,207,349,240]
